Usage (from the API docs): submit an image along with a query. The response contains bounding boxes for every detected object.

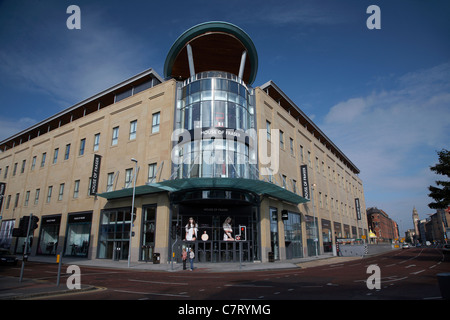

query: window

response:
[152,112,160,133]
[73,180,80,198]
[279,130,285,149]
[307,151,312,167]
[31,157,36,171]
[300,145,304,163]
[106,172,114,192]
[112,127,119,146]
[13,163,18,176]
[34,189,40,205]
[125,168,133,188]
[129,120,137,140]
[290,138,294,155]
[3,166,8,178]
[266,121,271,141]
[148,163,157,183]
[93,133,100,152]
[282,174,287,188]
[64,144,71,160]
[47,186,53,203]
[58,184,65,201]
[5,195,11,209]
[24,191,30,206]
[292,179,297,194]
[41,153,47,167]
[53,148,59,164]
[14,193,19,208]
[79,138,86,156]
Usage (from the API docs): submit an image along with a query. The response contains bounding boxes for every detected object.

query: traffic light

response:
[18,216,30,236]
[30,216,39,231]
[239,226,246,241]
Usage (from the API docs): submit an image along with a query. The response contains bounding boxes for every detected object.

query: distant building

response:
[366,207,399,243]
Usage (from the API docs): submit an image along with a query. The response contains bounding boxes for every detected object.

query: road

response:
[1,247,448,301]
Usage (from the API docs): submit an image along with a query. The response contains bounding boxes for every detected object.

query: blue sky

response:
[0,0,449,234]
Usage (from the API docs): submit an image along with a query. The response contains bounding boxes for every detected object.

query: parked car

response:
[402,243,410,249]
[443,244,450,254]
[0,248,18,266]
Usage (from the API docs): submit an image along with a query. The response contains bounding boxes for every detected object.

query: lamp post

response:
[311,183,318,257]
[128,158,138,268]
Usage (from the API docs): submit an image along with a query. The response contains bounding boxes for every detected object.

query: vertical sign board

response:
[0,183,6,214]
[300,165,310,200]
[355,198,361,220]
[89,155,102,196]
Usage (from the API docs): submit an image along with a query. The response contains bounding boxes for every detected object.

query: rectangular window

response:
[148,163,157,183]
[47,186,53,203]
[58,184,65,201]
[64,144,71,160]
[3,166,8,178]
[35,189,40,205]
[93,133,100,152]
[152,112,160,133]
[112,127,119,146]
[73,180,80,198]
[41,153,46,167]
[31,157,36,171]
[14,193,19,208]
[5,195,11,209]
[125,168,133,188]
[266,121,271,141]
[24,191,30,206]
[290,138,294,155]
[279,130,284,149]
[300,145,304,163]
[13,163,18,176]
[129,120,137,140]
[79,138,86,156]
[106,172,114,192]
[53,148,59,164]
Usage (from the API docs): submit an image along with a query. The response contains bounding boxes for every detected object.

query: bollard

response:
[56,253,62,287]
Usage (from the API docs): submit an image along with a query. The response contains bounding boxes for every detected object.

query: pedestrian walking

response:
[181,248,187,270]
[189,248,195,271]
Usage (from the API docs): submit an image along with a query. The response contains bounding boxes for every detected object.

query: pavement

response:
[0,250,385,300]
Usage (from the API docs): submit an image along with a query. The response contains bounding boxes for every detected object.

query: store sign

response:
[89,155,102,195]
[355,198,361,220]
[300,165,309,199]
[0,183,6,211]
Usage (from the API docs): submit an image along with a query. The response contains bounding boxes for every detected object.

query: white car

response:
[402,243,410,249]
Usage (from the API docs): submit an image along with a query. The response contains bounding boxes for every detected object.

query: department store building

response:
[0,22,368,264]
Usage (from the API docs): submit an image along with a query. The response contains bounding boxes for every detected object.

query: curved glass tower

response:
[174,71,256,179]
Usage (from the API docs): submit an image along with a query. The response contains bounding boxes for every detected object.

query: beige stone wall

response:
[0,79,176,262]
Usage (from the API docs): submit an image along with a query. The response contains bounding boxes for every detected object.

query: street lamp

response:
[311,183,318,257]
[128,158,138,268]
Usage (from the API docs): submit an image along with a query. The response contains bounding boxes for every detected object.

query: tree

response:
[428,149,450,209]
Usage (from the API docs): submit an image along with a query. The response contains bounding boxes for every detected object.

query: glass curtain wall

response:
[174,71,257,180]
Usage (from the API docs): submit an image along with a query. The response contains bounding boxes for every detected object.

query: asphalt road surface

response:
[1,247,448,301]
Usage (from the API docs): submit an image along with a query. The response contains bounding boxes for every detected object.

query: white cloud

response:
[319,62,450,224]
[0,117,37,143]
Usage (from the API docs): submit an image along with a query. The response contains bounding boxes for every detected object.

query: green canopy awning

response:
[98,178,309,205]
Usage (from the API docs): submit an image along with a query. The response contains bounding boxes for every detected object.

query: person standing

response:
[181,248,187,270]
[189,248,195,271]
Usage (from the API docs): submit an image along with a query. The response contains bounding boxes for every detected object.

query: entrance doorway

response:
[113,241,129,261]
[170,192,260,263]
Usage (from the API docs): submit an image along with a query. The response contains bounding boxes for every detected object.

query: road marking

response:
[114,289,190,298]
[128,279,187,286]
[410,270,425,275]
[224,284,273,288]
[405,264,416,268]
[385,264,396,267]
